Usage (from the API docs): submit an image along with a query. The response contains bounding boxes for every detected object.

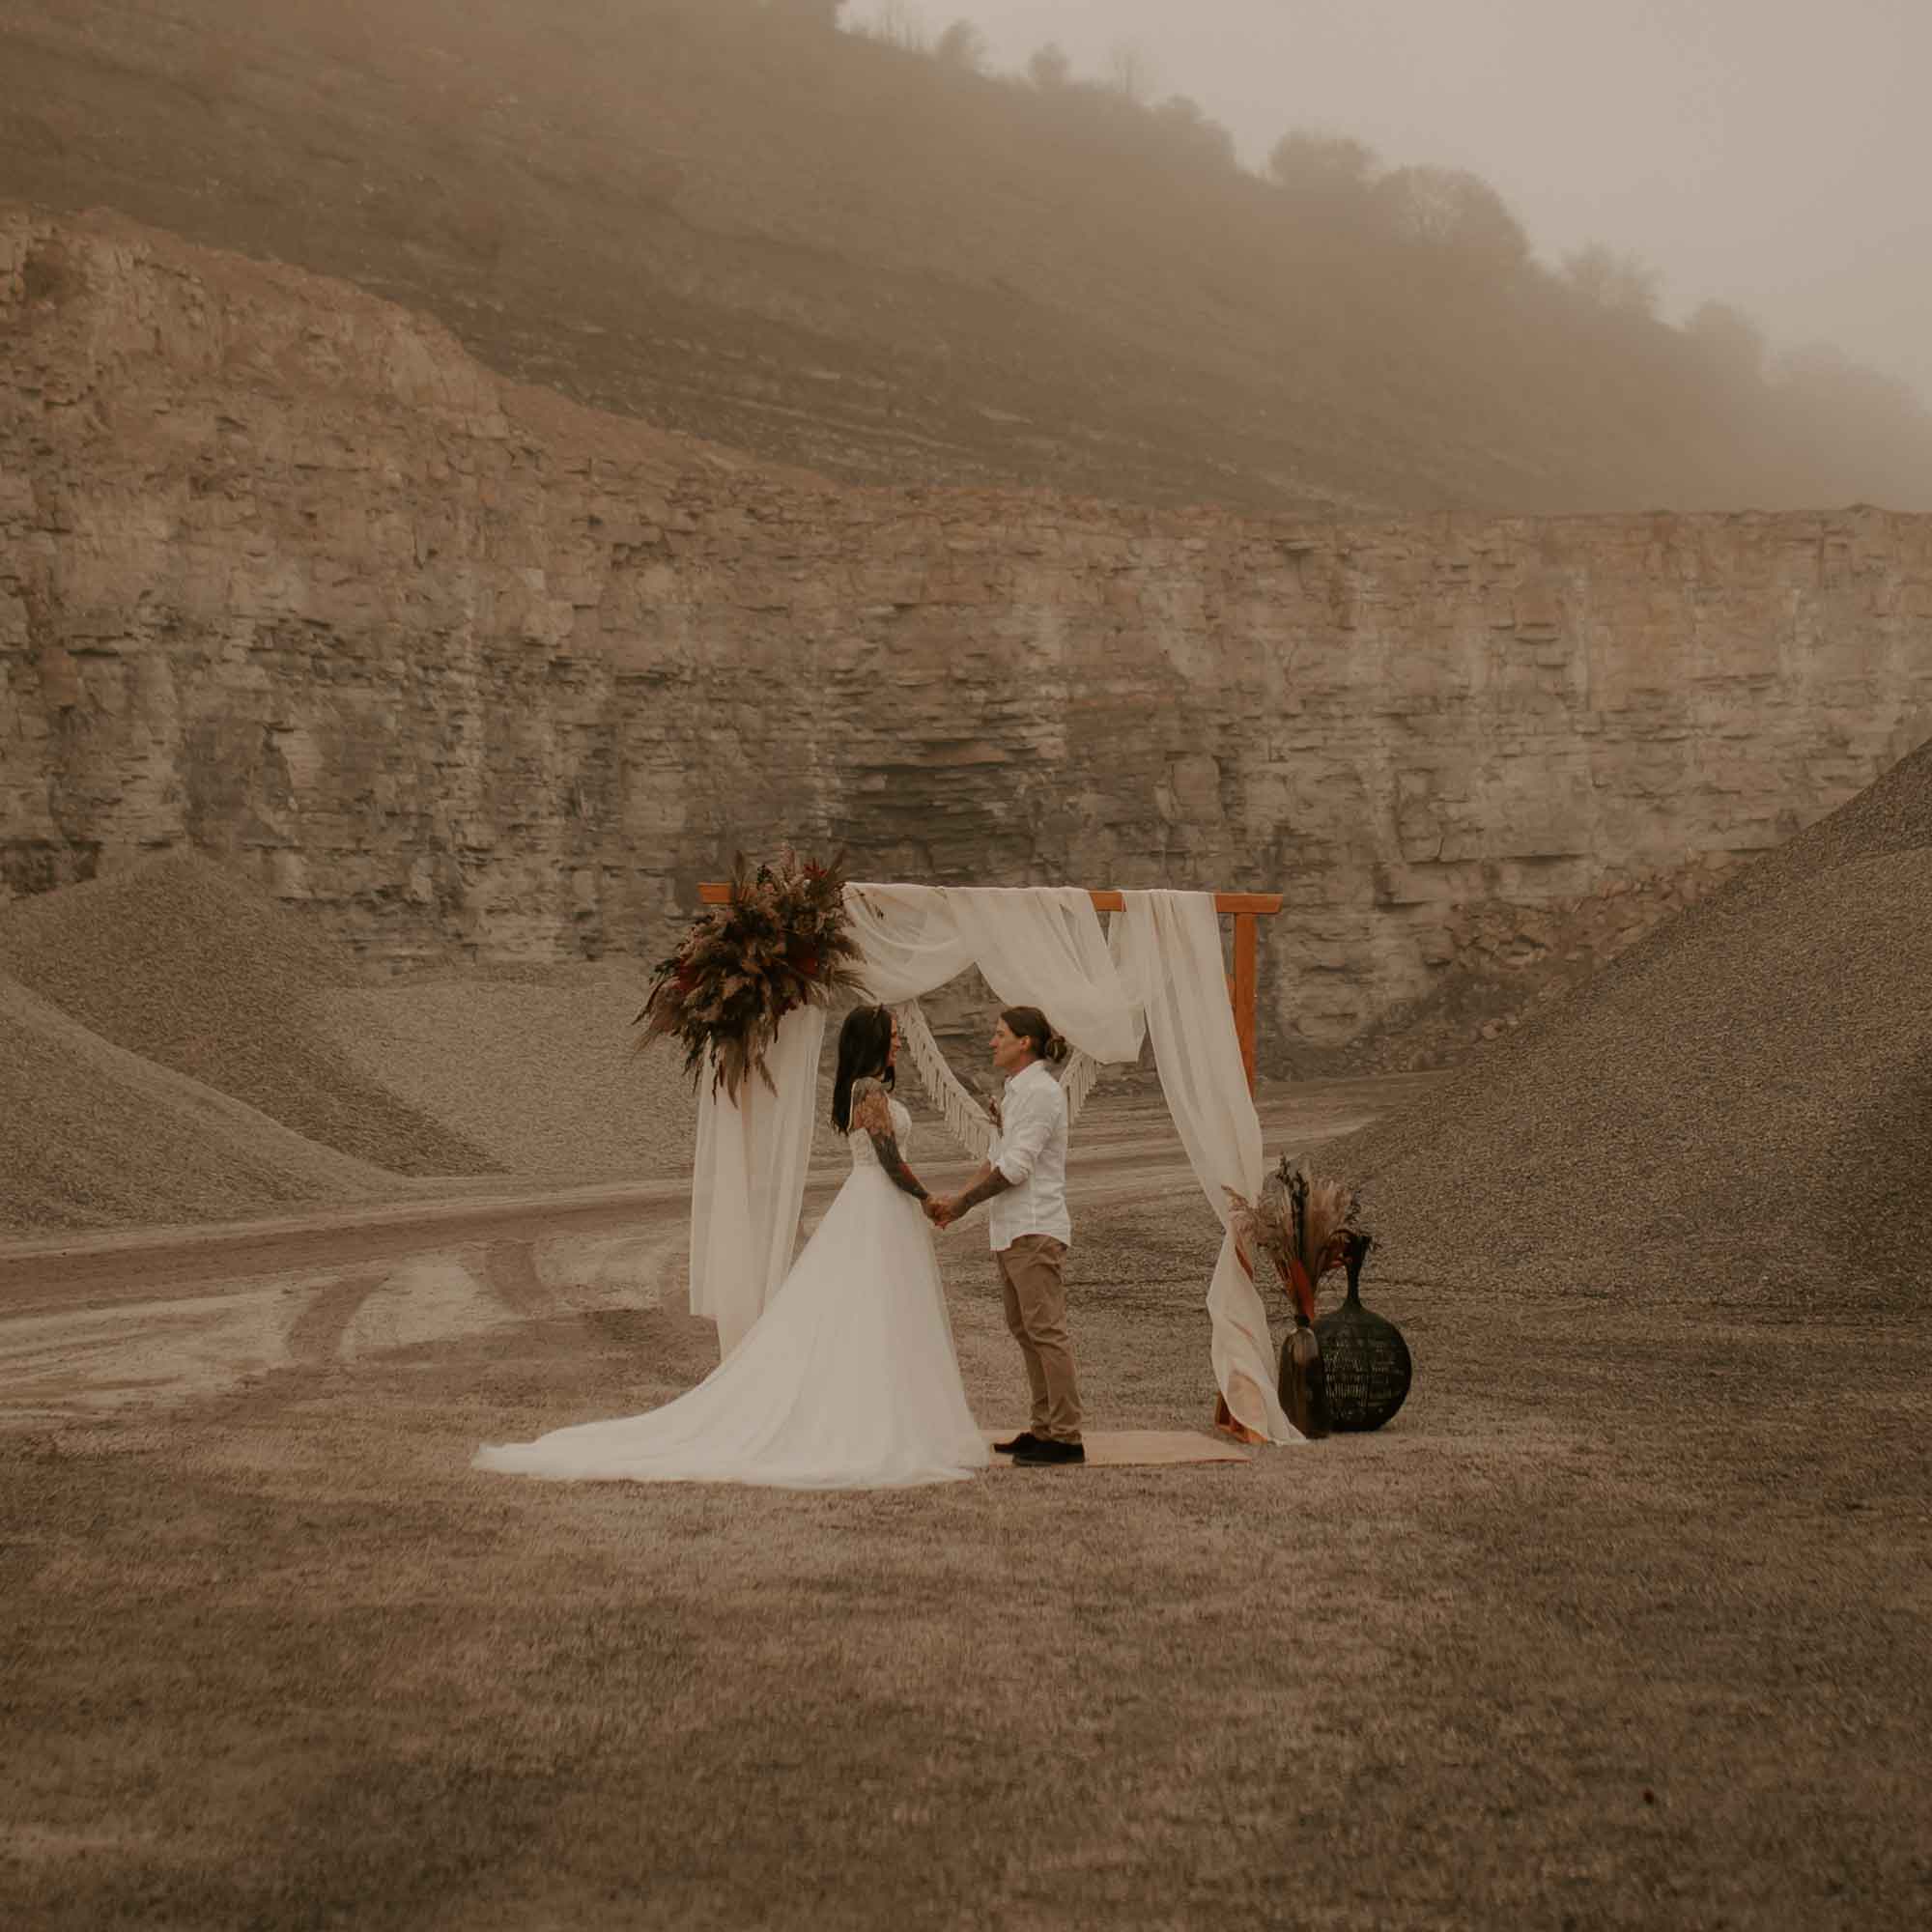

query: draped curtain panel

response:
[1122,894,1293,1442]
[685,885,1300,1443]
[688,1004,827,1359]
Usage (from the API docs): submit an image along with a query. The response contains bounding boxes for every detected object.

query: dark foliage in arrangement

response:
[636,850,866,1102]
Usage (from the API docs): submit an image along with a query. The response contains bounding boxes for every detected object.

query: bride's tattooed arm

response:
[851,1079,928,1202]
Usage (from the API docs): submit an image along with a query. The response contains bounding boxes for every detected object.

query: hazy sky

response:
[928,0,1931,404]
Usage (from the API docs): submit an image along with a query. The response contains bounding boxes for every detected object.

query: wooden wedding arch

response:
[697,884,1285,1093]
[700,881,1289,1442]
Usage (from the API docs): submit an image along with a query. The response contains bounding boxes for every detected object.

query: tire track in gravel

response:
[287,1268,392,1366]
[482,1239,552,1318]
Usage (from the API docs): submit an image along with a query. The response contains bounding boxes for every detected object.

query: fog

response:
[942,0,1930,405]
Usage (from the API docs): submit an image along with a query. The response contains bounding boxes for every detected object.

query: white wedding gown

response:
[473,1100,991,1490]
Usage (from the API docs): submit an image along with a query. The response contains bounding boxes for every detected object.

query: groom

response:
[926,1006,1083,1467]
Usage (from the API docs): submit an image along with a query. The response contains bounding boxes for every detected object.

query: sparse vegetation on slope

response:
[2,0,1926,514]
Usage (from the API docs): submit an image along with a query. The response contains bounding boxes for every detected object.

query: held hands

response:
[951,1096,1001,1229]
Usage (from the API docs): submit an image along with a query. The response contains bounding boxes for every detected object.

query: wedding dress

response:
[473,1098,990,1490]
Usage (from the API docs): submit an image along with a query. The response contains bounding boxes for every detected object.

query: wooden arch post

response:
[695,883,1283,1091]
[1036,890,1283,1094]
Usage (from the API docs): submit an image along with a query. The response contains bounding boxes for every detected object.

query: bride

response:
[474,1005,990,1490]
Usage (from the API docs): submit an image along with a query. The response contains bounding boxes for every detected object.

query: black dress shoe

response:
[1011,1437,1086,1466]
[992,1431,1041,1455]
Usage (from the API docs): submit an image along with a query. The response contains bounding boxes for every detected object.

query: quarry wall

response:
[4,210,1929,1063]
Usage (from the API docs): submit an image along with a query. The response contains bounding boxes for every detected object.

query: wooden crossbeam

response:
[695,882,1282,1094]
[696,885,1282,917]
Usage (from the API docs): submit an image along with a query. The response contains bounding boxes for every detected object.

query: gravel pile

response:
[0,854,495,1192]
[1334,860,1740,1076]
[0,970,398,1234]
[316,963,702,1183]
[1332,739,1932,1314]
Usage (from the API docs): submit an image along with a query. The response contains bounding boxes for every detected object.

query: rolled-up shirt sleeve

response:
[995,1084,1060,1184]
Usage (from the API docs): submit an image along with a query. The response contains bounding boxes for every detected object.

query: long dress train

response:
[473,1100,989,1490]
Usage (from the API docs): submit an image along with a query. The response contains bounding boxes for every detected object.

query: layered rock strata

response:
[4,210,1929,1061]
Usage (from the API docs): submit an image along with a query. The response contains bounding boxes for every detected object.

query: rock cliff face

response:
[4,210,1929,1063]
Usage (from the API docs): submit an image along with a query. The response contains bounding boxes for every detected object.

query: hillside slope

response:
[3,0,1926,516]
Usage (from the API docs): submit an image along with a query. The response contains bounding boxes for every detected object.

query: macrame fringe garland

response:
[890,999,1102,1158]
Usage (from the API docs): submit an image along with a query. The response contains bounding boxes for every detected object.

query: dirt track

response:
[5,1074,1928,1929]
[0,1082,1421,1429]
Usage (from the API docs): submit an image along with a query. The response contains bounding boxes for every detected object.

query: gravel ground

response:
[316,974,996,1183]
[3,1185,1926,1931]
[1333,740,1932,1315]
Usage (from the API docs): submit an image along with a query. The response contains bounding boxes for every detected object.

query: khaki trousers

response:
[995,1235,1081,1444]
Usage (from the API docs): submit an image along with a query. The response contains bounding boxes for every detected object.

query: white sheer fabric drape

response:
[683,882,1299,1443]
[843,885,1145,1064]
[1122,892,1296,1442]
[687,1004,826,1358]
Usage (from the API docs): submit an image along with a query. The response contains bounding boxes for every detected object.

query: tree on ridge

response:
[1562,242,1663,318]
[1155,95,1237,169]
[934,19,989,72]
[1372,164,1531,280]
[1266,129,1380,196]
[1027,42,1071,91]
[1105,40,1156,105]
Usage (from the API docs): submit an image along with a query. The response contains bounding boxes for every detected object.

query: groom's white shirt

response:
[987,1060,1071,1250]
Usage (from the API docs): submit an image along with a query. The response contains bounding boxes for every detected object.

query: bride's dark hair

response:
[831,1004,895,1132]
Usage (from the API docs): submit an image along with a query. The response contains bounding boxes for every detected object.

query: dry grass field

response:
[5,1153,1928,1930]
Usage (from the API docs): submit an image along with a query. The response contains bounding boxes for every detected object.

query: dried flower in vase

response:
[1224,1154,1362,1440]
[1224,1154,1359,1322]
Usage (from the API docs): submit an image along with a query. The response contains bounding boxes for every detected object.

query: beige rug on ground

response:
[981,1429,1252,1467]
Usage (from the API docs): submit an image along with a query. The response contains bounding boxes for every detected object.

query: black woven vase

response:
[1312,1236,1411,1432]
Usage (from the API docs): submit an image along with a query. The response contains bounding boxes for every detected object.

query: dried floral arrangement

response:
[636,849,866,1102]
[1225,1154,1361,1322]
[1225,1155,1364,1439]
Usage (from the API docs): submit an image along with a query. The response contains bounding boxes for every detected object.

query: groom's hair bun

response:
[1002,1005,1067,1065]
